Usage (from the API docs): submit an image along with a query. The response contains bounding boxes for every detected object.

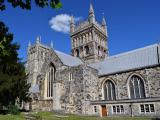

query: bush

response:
[8,104,20,115]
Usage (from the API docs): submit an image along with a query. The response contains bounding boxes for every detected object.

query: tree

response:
[0,0,62,111]
[0,22,30,108]
[0,0,62,11]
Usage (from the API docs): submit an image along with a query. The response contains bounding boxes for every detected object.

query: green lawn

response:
[0,112,156,120]
[0,114,24,120]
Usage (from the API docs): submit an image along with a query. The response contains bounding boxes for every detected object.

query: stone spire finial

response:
[102,13,106,26]
[28,40,31,47]
[89,3,94,15]
[88,2,95,23]
[101,13,107,35]
[70,16,75,24]
[50,40,53,48]
[36,36,41,44]
[70,16,75,33]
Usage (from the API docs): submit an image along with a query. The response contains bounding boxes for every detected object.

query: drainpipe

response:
[129,104,133,117]
[157,43,160,64]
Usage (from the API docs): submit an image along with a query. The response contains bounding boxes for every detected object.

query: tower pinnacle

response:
[101,14,107,35]
[89,3,94,15]
[50,40,53,48]
[36,36,41,44]
[70,16,75,33]
[102,15,106,26]
[88,3,95,23]
[28,40,31,47]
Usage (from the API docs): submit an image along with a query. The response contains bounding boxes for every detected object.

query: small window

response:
[150,104,155,112]
[140,104,155,113]
[117,106,120,113]
[113,106,116,113]
[94,106,97,113]
[69,72,73,81]
[140,105,145,113]
[112,105,124,114]
[120,105,124,113]
[145,104,149,112]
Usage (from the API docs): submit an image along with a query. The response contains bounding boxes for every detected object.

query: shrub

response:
[8,104,20,115]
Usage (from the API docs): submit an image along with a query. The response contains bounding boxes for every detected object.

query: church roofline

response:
[107,43,159,59]
[90,43,160,76]
[55,50,83,67]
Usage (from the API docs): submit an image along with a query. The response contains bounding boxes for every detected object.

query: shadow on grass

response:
[152,118,160,120]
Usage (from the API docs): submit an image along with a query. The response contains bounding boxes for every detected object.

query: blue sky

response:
[0,0,160,61]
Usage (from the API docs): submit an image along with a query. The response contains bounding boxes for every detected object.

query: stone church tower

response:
[70,4,108,63]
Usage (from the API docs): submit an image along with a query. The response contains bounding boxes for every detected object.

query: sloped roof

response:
[90,44,159,76]
[55,50,83,66]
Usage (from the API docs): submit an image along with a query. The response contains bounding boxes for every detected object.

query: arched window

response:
[103,80,116,100]
[98,46,100,55]
[85,46,89,55]
[75,49,79,57]
[129,75,145,99]
[47,64,56,98]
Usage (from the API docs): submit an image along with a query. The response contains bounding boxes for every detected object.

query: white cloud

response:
[49,14,82,34]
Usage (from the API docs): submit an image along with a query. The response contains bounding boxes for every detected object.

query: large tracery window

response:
[103,80,116,100]
[47,64,55,98]
[129,75,145,99]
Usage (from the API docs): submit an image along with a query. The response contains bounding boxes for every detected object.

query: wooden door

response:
[101,105,107,116]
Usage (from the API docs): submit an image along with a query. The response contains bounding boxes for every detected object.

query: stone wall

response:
[105,101,160,117]
[31,100,53,111]
[98,66,160,100]
[58,65,99,115]
[95,66,160,117]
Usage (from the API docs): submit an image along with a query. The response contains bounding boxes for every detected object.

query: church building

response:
[26,4,160,117]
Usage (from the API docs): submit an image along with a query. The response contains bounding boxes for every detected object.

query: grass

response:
[0,112,157,120]
[0,113,24,120]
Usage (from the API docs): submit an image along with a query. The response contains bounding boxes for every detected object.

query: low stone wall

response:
[91,98,160,117]
[106,101,160,117]
[31,100,53,111]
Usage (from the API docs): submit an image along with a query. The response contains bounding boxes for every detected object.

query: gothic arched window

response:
[47,64,56,98]
[98,46,100,55]
[85,46,89,55]
[75,49,79,57]
[103,80,116,100]
[129,75,145,99]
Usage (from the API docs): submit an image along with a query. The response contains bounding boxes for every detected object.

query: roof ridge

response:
[108,43,158,59]
[54,50,82,59]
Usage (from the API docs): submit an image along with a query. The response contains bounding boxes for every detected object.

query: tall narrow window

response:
[103,80,116,100]
[47,64,55,98]
[98,46,100,55]
[69,72,73,81]
[129,75,145,99]
[85,46,89,55]
[75,49,79,57]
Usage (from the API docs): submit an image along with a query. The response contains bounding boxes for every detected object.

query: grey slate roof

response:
[90,44,160,76]
[29,84,39,93]
[55,50,83,66]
